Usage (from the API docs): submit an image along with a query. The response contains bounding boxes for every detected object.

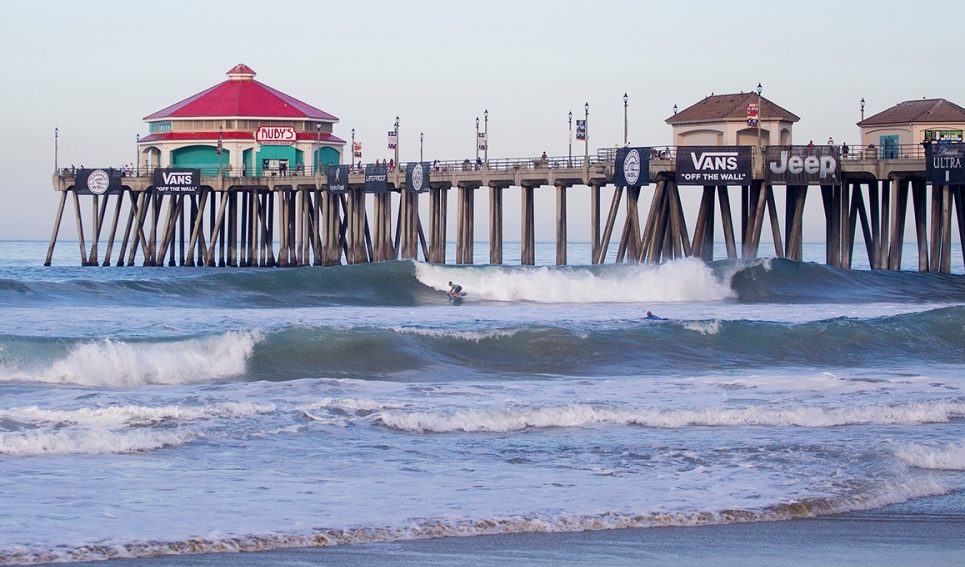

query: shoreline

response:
[63,495,965,567]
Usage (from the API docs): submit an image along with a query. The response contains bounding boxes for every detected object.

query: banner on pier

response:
[477,132,487,151]
[387,131,397,150]
[576,120,586,141]
[925,142,965,184]
[152,168,201,194]
[353,142,362,158]
[765,146,841,185]
[406,162,430,193]
[364,163,389,193]
[675,146,751,185]
[74,168,123,195]
[614,147,650,187]
[327,165,350,193]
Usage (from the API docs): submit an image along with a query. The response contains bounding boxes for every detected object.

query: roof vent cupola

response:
[226,64,256,81]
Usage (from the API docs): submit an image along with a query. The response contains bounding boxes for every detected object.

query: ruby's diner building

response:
[137,64,344,177]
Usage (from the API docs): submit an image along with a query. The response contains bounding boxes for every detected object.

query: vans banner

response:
[152,168,201,194]
[675,146,751,185]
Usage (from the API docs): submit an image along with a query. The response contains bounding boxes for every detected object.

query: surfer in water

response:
[448,281,465,301]
[645,310,664,320]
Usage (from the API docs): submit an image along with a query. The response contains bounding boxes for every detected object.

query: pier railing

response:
[56,144,929,180]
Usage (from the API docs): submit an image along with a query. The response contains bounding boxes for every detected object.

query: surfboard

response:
[448,290,467,302]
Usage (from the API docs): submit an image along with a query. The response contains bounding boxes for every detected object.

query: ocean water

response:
[0,240,964,565]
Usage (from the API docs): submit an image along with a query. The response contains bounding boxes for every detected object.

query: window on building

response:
[149,121,172,133]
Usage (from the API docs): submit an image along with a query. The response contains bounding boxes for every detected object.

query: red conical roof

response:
[143,64,337,121]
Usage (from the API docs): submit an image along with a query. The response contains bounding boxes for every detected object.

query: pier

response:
[46,144,965,273]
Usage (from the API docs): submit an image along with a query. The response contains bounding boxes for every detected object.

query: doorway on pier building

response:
[879,135,899,159]
[314,146,340,173]
[255,145,296,176]
[171,145,230,176]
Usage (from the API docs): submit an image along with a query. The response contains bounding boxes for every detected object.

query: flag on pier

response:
[387,131,397,150]
[576,120,586,141]
[353,142,362,158]
[477,132,487,151]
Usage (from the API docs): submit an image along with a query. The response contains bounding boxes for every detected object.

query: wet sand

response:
[68,501,965,567]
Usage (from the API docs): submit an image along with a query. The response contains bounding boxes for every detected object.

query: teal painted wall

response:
[256,145,296,176]
[171,145,229,175]
[314,147,340,171]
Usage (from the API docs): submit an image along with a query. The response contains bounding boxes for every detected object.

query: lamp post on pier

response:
[394,116,400,168]
[584,102,589,164]
[860,97,865,121]
[623,92,629,146]
[54,127,59,174]
[475,116,480,162]
[351,128,356,170]
[483,109,489,165]
[135,133,140,176]
[756,82,763,157]
[568,111,573,167]
[420,132,424,163]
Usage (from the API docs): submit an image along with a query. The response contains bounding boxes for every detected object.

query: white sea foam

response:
[389,326,518,342]
[0,428,198,456]
[414,259,734,303]
[300,397,401,413]
[683,320,721,335]
[8,331,262,386]
[375,401,965,433]
[894,441,965,471]
[0,401,276,427]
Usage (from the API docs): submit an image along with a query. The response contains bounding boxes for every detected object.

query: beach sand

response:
[67,495,965,567]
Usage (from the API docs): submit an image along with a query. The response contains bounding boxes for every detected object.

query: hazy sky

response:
[1,0,960,241]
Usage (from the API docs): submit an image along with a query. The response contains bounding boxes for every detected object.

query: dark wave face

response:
[0,258,963,308]
[727,258,965,303]
[2,306,964,385]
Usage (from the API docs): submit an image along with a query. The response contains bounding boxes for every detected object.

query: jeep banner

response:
[766,146,842,186]
[406,162,430,193]
[925,142,965,185]
[613,147,650,187]
[327,165,350,194]
[675,146,751,185]
[364,163,389,193]
[74,168,123,196]
[152,168,201,194]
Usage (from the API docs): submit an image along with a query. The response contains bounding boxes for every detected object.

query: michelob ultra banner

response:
[406,162,430,193]
[766,146,841,186]
[152,168,201,194]
[327,165,350,194]
[613,147,650,187]
[74,168,123,195]
[925,142,965,185]
[675,147,751,185]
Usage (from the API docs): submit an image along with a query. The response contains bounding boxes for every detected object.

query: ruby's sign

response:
[255,126,296,145]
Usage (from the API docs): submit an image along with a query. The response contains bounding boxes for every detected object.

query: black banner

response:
[675,146,751,185]
[152,168,201,194]
[925,143,965,185]
[406,162,430,193]
[613,147,650,187]
[327,165,350,194]
[765,146,842,185]
[364,163,389,193]
[74,168,123,195]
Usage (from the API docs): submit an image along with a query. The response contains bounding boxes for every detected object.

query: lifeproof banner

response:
[613,147,650,187]
[765,146,842,186]
[152,168,201,194]
[327,165,350,194]
[74,168,123,195]
[925,143,965,185]
[675,146,751,185]
[364,163,389,193]
[406,162,430,193]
